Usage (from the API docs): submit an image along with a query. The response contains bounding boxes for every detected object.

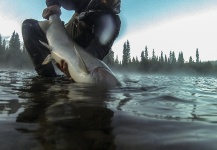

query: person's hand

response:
[56,60,71,78]
[42,5,61,20]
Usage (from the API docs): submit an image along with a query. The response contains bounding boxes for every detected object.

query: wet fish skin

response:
[38,14,121,87]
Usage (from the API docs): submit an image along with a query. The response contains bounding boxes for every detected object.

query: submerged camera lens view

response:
[1,0,217,150]
[0,71,217,150]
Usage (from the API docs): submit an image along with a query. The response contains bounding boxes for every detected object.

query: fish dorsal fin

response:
[74,46,89,74]
[42,54,52,65]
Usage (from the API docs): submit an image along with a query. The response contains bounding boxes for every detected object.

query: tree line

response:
[1,32,217,75]
[0,32,33,70]
[104,40,217,75]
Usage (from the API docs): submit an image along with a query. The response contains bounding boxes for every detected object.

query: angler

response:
[22,0,121,78]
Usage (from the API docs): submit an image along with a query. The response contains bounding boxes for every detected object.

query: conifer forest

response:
[1,32,217,75]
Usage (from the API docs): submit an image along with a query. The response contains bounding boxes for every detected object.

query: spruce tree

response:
[160,51,164,63]
[140,51,145,63]
[0,34,2,63]
[164,54,168,64]
[196,48,199,63]
[135,56,139,63]
[9,31,16,51]
[178,51,184,65]
[114,55,119,65]
[7,31,22,66]
[152,49,156,62]
[0,34,2,51]
[2,39,6,52]
[189,56,193,64]
[122,40,131,66]
[169,51,172,64]
[171,51,176,64]
[126,40,131,63]
[145,46,148,60]
[122,42,127,66]
[14,33,21,51]
[132,57,136,64]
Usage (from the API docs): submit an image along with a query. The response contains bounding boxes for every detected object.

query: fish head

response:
[90,67,121,87]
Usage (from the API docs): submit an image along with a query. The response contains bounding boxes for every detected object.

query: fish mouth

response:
[90,67,121,87]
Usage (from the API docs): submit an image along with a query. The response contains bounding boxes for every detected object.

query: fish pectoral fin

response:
[74,46,89,74]
[42,54,52,65]
[39,40,52,51]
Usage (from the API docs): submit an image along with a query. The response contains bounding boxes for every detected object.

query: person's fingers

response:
[42,5,61,19]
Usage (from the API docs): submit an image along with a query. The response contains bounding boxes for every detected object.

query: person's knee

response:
[22,19,37,29]
[22,19,39,41]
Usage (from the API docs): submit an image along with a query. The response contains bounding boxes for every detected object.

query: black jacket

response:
[46,0,90,13]
[45,0,121,60]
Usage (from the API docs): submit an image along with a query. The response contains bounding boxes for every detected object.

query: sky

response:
[0,0,217,61]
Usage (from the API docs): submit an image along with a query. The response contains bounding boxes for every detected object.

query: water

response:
[0,70,217,150]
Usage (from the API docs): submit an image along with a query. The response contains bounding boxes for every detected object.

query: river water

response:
[0,70,217,150]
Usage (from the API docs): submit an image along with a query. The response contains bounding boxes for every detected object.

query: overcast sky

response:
[0,0,217,61]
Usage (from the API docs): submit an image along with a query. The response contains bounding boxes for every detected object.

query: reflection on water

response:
[15,76,115,150]
[0,71,217,150]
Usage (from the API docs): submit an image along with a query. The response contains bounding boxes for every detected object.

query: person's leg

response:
[22,19,56,77]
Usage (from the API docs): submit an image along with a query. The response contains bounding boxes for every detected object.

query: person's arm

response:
[56,14,120,78]
[46,0,60,7]
[46,0,75,10]
[43,0,77,19]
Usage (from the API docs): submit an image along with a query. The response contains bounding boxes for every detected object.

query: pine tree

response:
[114,55,119,65]
[129,58,132,64]
[140,51,145,63]
[0,34,2,63]
[7,31,22,66]
[0,34,2,51]
[152,49,155,61]
[2,39,6,52]
[160,51,164,63]
[132,57,136,64]
[9,31,16,51]
[152,49,156,62]
[196,48,199,63]
[9,31,21,52]
[0,35,7,65]
[164,54,168,64]
[122,42,127,65]
[135,56,139,63]
[178,51,184,65]
[145,46,148,60]
[126,40,131,63]
[171,51,176,64]
[189,56,193,64]
[14,33,21,51]
[169,51,172,64]
[122,40,131,66]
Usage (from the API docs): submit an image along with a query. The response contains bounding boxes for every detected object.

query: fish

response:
[38,14,121,87]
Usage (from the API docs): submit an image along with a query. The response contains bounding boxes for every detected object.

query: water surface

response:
[0,71,217,150]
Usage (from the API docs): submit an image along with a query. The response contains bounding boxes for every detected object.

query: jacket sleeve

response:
[86,14,121,60]
[46,0,61,7]
[46,0,75,10]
